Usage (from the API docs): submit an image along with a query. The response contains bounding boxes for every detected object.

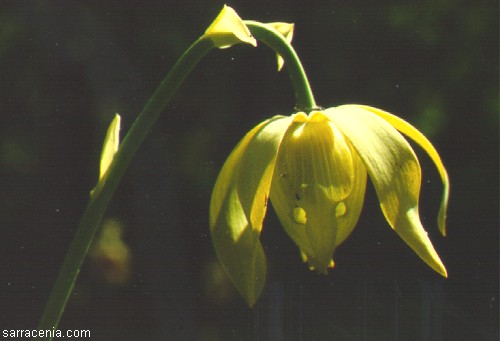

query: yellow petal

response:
[270,111,367,272]
[326,105,447,277]
[204,5,257,49]
[265,22,294,71]
[99,113,121,180]
[210,115,292,306]
[356,105,449,236]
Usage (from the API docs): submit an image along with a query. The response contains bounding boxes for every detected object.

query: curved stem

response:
[245,21,318,112]
[37,17,320,340]
[36,37,214,340]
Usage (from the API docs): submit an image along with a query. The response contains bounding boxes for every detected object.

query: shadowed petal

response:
[210,115,292,306]
[326,105,447,277]
[356,105,449,236]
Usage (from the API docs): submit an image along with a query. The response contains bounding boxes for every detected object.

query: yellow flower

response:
[203,5,256,49]
[210,105,449,307]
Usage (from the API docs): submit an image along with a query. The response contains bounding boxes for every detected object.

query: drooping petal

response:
[325,105,447,277]
[204,5,257,49]
[356,105,449,236]
[270,112,367,272]
[210,115,292,306]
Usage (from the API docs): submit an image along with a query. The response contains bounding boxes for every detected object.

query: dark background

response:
[1,1,497,340]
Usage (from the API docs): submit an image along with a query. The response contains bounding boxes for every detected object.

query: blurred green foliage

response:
[1,1,497,339]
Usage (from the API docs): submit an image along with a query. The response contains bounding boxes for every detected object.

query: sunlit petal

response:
[270,111,367,272]
[210,115,292,306]
[204,5,257,49]
[357,105,449,236]
[99,113,121,180]
[326,105,447,277]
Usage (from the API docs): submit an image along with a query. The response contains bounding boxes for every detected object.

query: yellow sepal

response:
[357,105,449,236]
[326,106,447,277]
[204,5,257,49]
[209,115,292,306]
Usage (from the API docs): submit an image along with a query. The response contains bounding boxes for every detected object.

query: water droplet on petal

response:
[335,202,347,217]
[293,207,307,224]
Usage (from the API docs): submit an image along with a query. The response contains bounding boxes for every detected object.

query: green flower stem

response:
[245,20,318,112]
[36,37,214,340]
[37,19,318,340]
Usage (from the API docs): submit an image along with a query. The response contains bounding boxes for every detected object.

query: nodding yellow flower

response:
[210,105,449,306]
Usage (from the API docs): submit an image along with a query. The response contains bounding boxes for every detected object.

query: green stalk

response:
[37,18,317,340]
[245,20,318,112]
[36,37,214,340]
